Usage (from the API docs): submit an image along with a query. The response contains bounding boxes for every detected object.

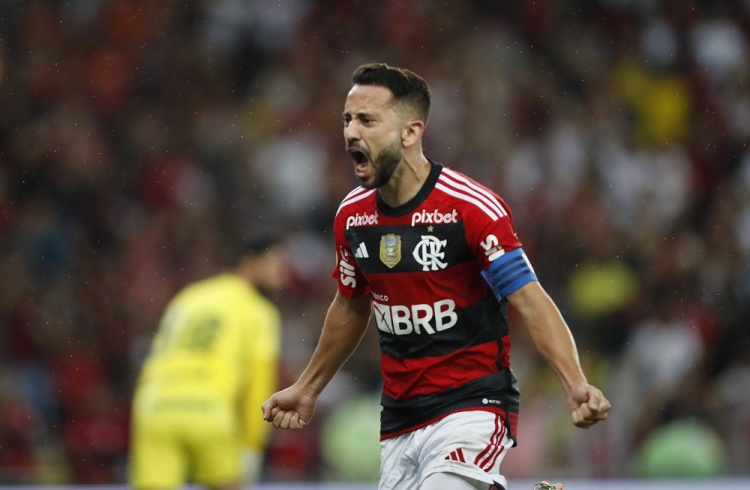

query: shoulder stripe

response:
[343,186,368,200]
[336,188,376,216]
[435,182,499,221]
[441,169,507,217]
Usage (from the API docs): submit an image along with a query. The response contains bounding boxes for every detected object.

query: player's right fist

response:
[261,385,317,430]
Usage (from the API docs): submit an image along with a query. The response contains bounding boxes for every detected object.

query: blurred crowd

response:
[1,0,749,484]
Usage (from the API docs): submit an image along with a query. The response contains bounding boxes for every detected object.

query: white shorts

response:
[379,410,514,490]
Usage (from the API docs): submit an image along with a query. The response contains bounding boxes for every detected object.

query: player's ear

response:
[401,119,425,148]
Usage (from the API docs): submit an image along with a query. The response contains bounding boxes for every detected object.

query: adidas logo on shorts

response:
[444,448,466,462]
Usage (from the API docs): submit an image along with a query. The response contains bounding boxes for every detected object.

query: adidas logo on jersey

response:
[354,242,369,258]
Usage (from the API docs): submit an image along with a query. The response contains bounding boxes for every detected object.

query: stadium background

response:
[0,0,749,487]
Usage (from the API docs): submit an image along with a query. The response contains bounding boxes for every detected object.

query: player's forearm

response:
[529,312,588,396]
[509,282,587,395]
[295,292,372,397]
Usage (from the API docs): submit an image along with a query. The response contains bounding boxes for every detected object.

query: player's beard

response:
[358,139,402,189]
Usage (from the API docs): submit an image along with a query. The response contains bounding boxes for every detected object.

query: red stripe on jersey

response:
[499,335,512,368]
[381,341,500,400]
[440,168,508,218]
[367,261,487,310]
[336,188,376,215]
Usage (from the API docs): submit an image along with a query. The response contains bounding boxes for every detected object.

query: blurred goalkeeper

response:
[129,234,286,490]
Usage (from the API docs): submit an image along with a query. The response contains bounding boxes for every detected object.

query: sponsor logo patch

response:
[339,246,357,287]
[411,208,458,226]
[346,211,379,229]
[379,234,402,268]
[480,234,505,261]
[373,299,457,335]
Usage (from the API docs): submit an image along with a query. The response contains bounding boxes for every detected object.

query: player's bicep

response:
[332,289,373,321]
[481,247,538,302]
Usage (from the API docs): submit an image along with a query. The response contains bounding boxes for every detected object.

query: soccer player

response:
[261,63,610,490]
[130,235,285,490]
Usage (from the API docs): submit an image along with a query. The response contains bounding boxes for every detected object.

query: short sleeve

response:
[331,210,370,298]
[462,189,538,300]
[463,192,523,269]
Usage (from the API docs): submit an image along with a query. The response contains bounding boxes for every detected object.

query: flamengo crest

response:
[413,235,448,271]
[380,234,401,268]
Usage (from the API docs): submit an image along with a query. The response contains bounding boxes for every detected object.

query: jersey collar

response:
[376,159,442,217]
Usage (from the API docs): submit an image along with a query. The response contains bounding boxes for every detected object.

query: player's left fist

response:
[567,383,610,428]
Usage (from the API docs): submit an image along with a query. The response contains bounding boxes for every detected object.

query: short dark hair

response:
[352,63,431,124]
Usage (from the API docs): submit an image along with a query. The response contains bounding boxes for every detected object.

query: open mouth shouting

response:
[347,146,371,179]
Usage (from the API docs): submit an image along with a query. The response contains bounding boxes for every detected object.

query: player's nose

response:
[344,121,360,141]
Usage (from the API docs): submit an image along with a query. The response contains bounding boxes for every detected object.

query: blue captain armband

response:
[481,248,538,302]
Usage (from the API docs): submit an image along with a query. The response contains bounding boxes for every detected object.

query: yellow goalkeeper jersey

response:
[133,273,280,451]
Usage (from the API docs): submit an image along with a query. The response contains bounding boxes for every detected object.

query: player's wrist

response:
[561,377,589,398]
[292,380,322,399]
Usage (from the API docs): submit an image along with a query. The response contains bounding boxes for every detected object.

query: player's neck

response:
[378,153,431,208]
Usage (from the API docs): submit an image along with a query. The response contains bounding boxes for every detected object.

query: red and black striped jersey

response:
[332,160,531,441]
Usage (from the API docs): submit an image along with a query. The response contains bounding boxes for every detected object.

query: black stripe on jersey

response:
[380,371,520,437]
[345,221,474,274]
[379,294,508,358]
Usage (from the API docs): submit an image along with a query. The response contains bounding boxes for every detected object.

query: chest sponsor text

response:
[411,209,458,226]
[372,299,457,335]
